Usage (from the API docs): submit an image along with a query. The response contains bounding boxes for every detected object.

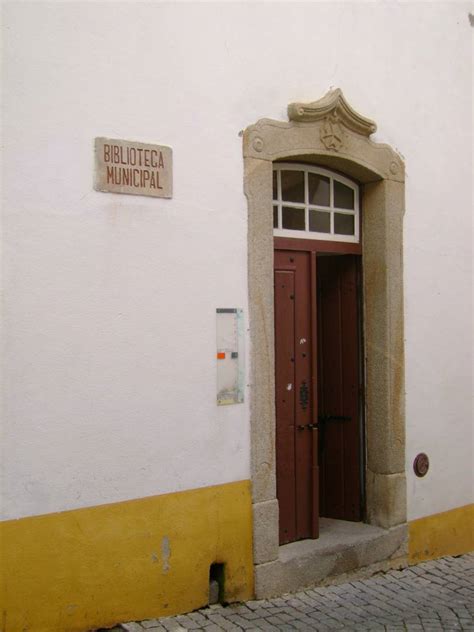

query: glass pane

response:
[334,213,355,235]
[281,170,305,203]
[282,206,305,230]
[308,173,330,206]
[334,180,355,209]
[273,171,278,200]
[309,210,330,233]
[273,205,278,228]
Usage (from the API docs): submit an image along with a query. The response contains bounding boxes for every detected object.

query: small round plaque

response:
[413,453,429,477]
[252,137,264,153]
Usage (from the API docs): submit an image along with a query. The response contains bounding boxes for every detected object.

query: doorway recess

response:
[244,89,407,597]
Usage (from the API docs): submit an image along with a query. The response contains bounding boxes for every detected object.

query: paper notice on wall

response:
[216,308,244,405]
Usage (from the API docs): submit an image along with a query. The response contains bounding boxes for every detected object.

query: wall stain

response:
[161,536,171,574]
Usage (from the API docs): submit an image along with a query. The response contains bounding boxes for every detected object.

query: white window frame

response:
[273,163,360,243]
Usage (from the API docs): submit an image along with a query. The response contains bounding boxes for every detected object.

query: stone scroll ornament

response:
[288,88,377,152]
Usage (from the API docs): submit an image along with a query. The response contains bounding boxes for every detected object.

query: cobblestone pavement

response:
[116,554,474,631]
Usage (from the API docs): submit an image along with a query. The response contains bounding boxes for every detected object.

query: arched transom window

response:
[273,164,360,243]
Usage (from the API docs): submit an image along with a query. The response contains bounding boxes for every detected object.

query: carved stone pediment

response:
[288,88,377,137]
[243,88,404,182]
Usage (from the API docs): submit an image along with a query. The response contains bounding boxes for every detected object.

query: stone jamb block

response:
[366,471,407,529]
[252,499,279,565]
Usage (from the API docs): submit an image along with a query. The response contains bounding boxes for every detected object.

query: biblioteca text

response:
[103,143,165,190]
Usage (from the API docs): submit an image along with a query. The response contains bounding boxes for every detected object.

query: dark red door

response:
[317,255,362,521]
[274,250,319,544]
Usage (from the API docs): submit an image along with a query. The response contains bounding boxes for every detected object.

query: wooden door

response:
[317,255,362,521]
[274,250,319,544]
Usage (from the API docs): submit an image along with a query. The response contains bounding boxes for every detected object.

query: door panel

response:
[275,248,361,543]
[317,255,361,521]
[274,250,318,544]
[274,269,296,541]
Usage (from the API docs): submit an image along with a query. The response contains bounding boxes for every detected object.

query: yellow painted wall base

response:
[409,504,474,564]
[0,481,254,632]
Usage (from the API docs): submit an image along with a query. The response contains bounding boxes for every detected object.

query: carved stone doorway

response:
[244,90,407,596]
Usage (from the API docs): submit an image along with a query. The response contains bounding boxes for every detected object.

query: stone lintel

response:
[243,119,404,183]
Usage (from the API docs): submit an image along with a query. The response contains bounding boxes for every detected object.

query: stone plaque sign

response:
[94,137,172,198]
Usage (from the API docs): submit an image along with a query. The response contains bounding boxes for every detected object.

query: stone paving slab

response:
[110,554,474,631]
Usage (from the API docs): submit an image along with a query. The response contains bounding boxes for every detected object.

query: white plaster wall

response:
[1,2,472,520]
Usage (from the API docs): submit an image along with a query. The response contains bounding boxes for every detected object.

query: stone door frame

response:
[243,89,407,594]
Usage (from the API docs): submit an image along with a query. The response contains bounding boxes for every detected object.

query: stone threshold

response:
[254,518,408,598]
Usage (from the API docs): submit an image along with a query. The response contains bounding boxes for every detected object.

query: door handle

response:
[297,423,317,431]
